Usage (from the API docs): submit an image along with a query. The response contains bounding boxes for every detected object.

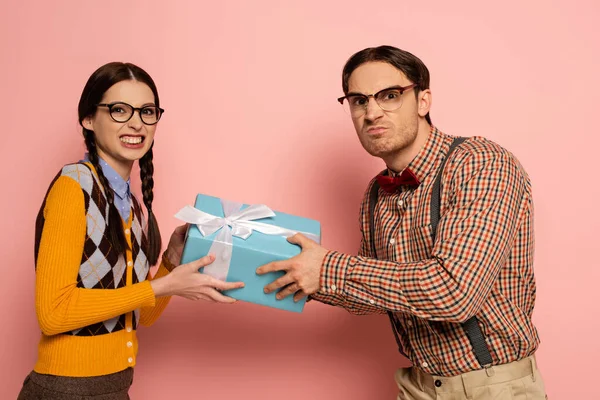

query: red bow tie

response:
[376,169,421,193]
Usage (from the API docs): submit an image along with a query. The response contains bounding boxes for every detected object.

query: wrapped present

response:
[176,194,321,313]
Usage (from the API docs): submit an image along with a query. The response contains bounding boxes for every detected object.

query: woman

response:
[18,62,244,399]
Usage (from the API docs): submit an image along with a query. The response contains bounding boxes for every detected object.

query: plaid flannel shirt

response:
[312,126,540,376]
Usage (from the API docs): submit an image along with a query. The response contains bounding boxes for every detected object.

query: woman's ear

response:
[82,116,94,131]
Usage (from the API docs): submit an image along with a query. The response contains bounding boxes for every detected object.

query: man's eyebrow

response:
[346,91,366,96]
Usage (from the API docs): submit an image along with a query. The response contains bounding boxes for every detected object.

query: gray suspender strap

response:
[430,137,493,368]
[369,137,494,368]
[430,137,466,237]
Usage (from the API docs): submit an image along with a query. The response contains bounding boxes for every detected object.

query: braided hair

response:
[78,62,162,265]
[138,143,161,264]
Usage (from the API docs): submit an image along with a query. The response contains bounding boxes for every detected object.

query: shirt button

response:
[127,341,133,348]
[435,379,442,387]
[124,229,130,235]
[398,200,404,207]
[128,357,133,364]
[330,285,337,292]
[421,362,429,368]
[369,299,375,305]
[407,320,413,327]
[126,327,132,333]
[389,238,396,245]
[127,261,133,267]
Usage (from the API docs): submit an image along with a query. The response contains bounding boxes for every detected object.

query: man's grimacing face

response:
[346,61,423,159]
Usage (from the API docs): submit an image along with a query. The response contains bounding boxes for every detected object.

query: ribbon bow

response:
[175,199,319,280]
[376,168,421,193]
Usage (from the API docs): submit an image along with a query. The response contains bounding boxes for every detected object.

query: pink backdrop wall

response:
[1,1,598,398]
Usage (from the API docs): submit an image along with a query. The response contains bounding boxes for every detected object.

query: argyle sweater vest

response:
[35,163,150,336]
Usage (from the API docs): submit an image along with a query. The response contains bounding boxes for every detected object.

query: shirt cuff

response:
[311,250,357,305]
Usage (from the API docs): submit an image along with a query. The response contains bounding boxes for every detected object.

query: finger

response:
[256,260,289,275]
[286,233,313,248]
[181,293,214,302]
[293,290,308,303]
[196,294,215,302]
[185,254,215,271]
[275,282,300,300]
[203,288,238,303]
[263,273,295,294]
[211,280,245,291]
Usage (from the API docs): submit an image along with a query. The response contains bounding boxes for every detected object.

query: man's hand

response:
[256,233,328,302]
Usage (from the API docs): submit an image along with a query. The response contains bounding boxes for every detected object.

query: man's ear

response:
[417,89,432,118]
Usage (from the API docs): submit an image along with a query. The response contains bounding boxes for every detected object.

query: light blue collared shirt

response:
[81,154,132,221]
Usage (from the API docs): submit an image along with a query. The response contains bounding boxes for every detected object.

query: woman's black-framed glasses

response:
[337,83,418,117]
[97,102,165,125]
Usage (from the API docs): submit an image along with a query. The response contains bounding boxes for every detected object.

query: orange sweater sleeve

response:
[139,261,172,327]
[35,175,157,336]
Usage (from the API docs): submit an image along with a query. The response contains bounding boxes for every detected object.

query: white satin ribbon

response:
[175,199,319,280]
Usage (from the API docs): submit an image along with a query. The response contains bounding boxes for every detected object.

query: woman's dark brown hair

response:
[78,62,162,265]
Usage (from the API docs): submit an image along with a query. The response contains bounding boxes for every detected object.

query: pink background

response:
[1,1,598,399]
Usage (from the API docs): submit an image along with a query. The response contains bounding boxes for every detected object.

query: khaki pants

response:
[395,356,547,400]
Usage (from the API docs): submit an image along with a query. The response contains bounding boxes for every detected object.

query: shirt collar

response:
[82,153,131,201]
[387,125,448,184]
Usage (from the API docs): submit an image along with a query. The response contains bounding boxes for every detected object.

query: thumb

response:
[287,233,311,248]
[184,254,215,272]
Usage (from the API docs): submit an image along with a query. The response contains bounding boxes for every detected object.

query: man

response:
[256,45,546,399]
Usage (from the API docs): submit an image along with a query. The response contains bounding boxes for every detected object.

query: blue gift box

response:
[179,194,321,313]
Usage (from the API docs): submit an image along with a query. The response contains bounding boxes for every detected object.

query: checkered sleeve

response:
[311,180,385,315]
[315,150,528,321]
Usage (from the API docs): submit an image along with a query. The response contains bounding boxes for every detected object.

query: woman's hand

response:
[151,255,244,303]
